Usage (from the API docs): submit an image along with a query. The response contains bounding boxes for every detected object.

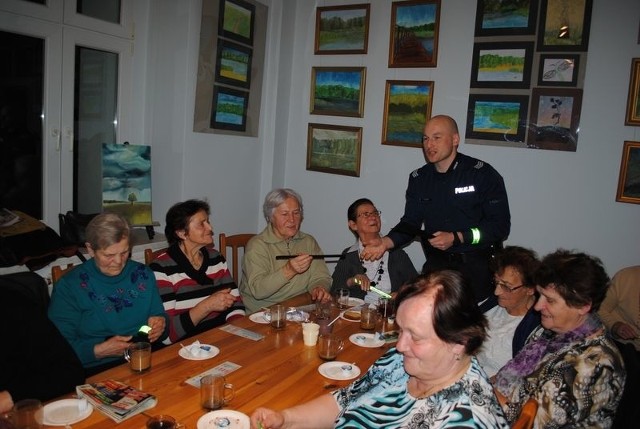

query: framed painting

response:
[215,39,252,89]
[307,123,362,177]
[465,94,529,143]
[538,54,580,87]
[625,58,640,126]
[470,41,534,89]
[102,143,153,226]
[537,0,593,51]
[382,80,434,148]
[218,0,255,46]
[310,67,366,117]
[389,0,440,68]
[616,141,640,204]
[528,88,583,151]
[210,85,249,131]
[315,4,370,55]
[474,0,538,36]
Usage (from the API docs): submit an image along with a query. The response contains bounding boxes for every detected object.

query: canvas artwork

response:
[315,4,370,54]
[102,144,152,226]
[389,0,440,67]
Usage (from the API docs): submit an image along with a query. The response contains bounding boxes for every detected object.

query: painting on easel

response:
[102,143,153,226]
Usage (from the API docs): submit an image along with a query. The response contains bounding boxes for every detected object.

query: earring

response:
[454,353,461,361]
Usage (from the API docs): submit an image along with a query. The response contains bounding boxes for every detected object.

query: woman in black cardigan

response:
[331,198,417,304]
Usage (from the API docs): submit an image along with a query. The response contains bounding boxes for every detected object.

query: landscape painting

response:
[616,141,640,204]
[102,143,152,226]
[466,94,528,143]
[470,41,533,89]
[307,123,362,177]
[315,4,370,54]
[215,39,252,88]
[389,0,440,67]
[382,80,434,147]
[219,0,255,46]
[474,0,537,36]
[210,85,248,131]
[310,67,366,117]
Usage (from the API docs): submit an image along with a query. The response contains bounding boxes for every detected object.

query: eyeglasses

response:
[494,278,525,293]
[357,210,381,218]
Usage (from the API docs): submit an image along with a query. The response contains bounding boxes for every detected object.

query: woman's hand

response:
[202,289,236,312]
[146,316,166,342]
[612,321,638,340]
[310,286,332,303]
[0,390,13,414]
[94,335,132,359]
[286,254,313,275]
[250,407,285,429]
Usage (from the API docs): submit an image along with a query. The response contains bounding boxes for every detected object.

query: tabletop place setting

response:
[34,292,396,429]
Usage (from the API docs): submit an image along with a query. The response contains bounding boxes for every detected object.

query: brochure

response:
[76,379,157,423]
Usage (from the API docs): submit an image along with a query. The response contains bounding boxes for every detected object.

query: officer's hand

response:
[428,231,454,251]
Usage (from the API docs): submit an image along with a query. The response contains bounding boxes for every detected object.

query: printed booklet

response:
[76,379,157,423]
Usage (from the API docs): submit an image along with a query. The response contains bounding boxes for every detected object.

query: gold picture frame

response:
[625,58,640,126]
[616,141,640,204]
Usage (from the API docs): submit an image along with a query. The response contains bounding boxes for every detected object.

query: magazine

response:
[76,379,157,423]
[0,208,21,228]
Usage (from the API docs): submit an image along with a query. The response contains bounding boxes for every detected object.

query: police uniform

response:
[388,152,511,303]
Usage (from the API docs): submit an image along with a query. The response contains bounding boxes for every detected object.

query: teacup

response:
[124,342,152,372]
[317,334,344,361]
[200,375,235,410]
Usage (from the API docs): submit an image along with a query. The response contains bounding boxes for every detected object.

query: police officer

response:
[362,115,510,305]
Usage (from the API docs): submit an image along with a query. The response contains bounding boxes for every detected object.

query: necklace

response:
[364,260,384,286]
[181,244,203,269]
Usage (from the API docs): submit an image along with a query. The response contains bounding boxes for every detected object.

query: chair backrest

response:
[511,398,538,429]
[51,263,75,284]
[144,247,168,265]
[218,233,255,283]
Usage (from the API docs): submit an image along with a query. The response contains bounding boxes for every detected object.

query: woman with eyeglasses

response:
[476,246,541,377]
[331,198,417,304]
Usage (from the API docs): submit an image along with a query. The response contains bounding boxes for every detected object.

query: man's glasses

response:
[494,278,525,293]
[357,210,381,218]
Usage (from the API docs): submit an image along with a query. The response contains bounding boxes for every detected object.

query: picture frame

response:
[314,4,370,55]
[625,58,640,126]
[528,88,583,151]
[215,39,252,89]
[382,80,434,148]
[465,94,529,143]
[218,0,255,46]
[210,85,249,132]
[537,53,580,87]
[474,0,538,37]
[470,41,534,89]
[537,0,593,51]
[389,0,440,68]
[306,123,362,177]
[616,141,640,204]
[310,67,366,118]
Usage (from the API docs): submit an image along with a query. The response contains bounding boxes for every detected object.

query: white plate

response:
[346,297,365,307]
[349,333,385,348]
[318,361,361,381]
[248,310,310,324]
[43,399,93,426]
[197,410,250,429]
[178,344,220,360]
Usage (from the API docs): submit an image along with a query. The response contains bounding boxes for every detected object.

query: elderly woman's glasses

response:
[357,210,381,218]
[494,278,525,293]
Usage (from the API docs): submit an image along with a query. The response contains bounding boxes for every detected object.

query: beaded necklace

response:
[365,260,385,286]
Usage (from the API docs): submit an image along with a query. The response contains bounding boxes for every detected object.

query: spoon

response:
[327,314,341,327]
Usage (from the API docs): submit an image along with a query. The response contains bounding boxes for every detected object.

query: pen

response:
[275,254,344,260]
[369,286,392,299]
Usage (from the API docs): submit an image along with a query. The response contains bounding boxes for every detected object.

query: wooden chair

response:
[218,233,255,283]
[51,263,75,284]
[511,398,538,429]
[144,247,168,265]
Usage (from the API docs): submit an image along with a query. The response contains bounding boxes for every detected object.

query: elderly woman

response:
[239,188,332,314]
[48,213,168,375]
[150,199,245,344]
[250,271,509,428]
[494,249,626,428]
[331,198,417,304]
[476,246,540,377]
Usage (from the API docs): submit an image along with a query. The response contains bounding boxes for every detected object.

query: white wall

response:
[145,0,640,277]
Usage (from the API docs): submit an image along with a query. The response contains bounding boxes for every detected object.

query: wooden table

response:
[51,294,394,428]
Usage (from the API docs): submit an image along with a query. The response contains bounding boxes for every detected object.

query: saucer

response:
[178,344,220,360]
[197,410,250,429]
[349,333,385,348]
[248,311,270,324]
[318,361,361,381]
[43,399,93,426]
[346,297,365,307]
[340,310,361,322]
